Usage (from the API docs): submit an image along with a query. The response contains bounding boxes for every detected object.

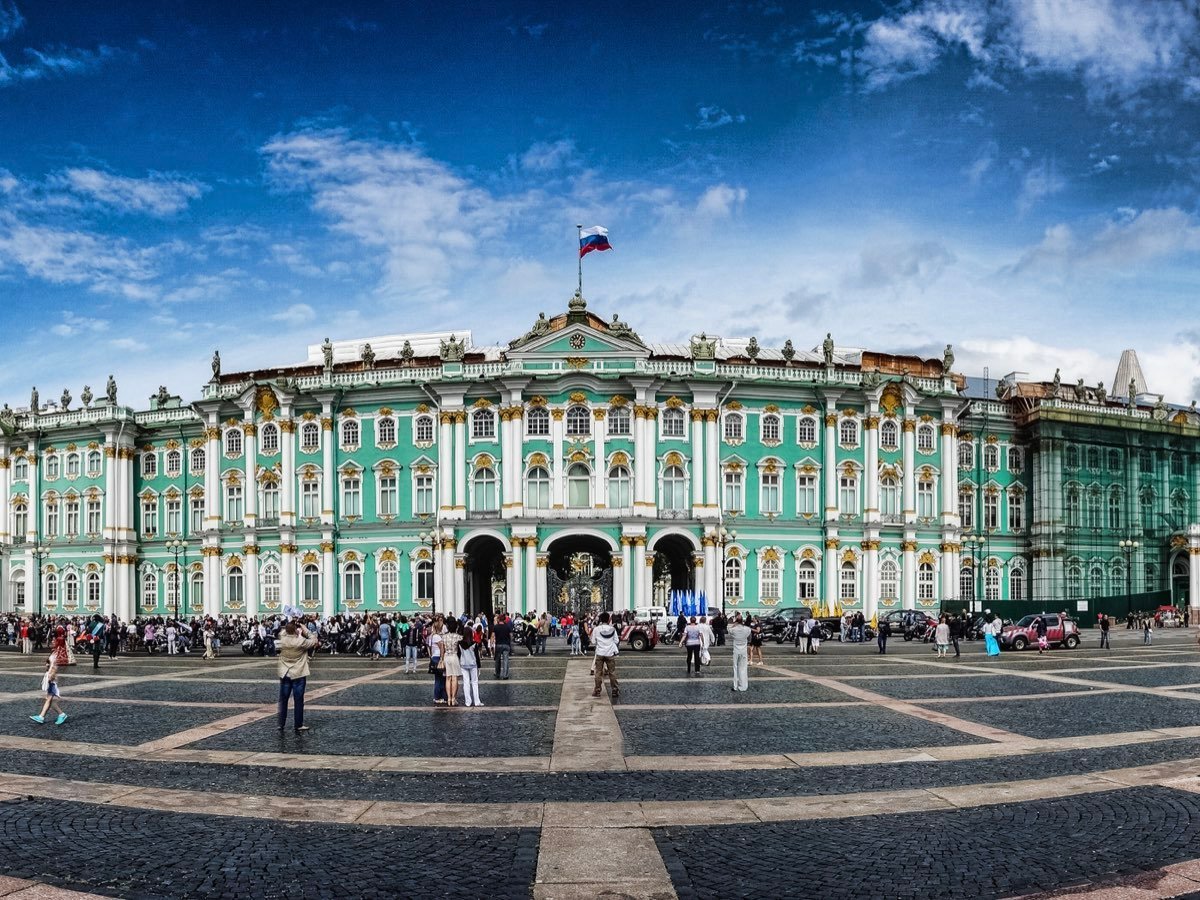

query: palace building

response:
[1,291,1198,623]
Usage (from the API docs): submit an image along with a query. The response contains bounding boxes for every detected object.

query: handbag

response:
[700,647,711,666]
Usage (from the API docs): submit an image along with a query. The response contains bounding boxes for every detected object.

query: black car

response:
[878,610,937,641]
[760,606,815,641]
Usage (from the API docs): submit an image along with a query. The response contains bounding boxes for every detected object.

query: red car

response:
[998,613,1080,651]
[621,621,659,651]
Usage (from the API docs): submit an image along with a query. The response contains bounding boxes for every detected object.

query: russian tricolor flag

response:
[579,225,612,258]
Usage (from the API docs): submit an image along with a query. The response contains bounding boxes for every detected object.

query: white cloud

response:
[55,168,206,217]
[49,310,110,337]
[518,139,577,172]
[1009,207,1200,273]
[1016,159,1066,215]
[0,213,159,296]
[694,184,747,219]
[0,1,24,40]
[270,303,316,326]
[693,105,746,130]
[109,337,148,352]
[853,240,957,289]
[0,44,121,87]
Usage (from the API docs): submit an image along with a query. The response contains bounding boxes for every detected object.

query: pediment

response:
[507,322,649,360]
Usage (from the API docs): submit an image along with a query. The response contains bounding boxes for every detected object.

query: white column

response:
[902,540,916,610]
[864,414,879,523]
[902,419,916,524]
[594,410,607,508]
[525,539,538,615]
[942,543,959,601]
[643,544,656,607]
[243,420,257,525]
[705,411,719,511]
[321,410,334,526]
[118,447,134,542]
[281,546,296,608]
[439,536,455,615]
[453,554,466,616]
[822,540,838,615]
[703,536,718,605]
[633,407,646,509]
[510,540,523,615]
[204,549,219,614]
[103,556,115,617]
[453,412,467,513]
[321,540,335,618]
[550,408,564,509]
[691,410,705,513]
[823,410,837,522]
[438,412,454,513]
[1189,547,1200,623]
[281,420,296,528]
[103,445,117,540]
[864,541,880,620]
[204,424,220,529]
[245,549,259,619]
[633,538,647,607]
[499,408,512,513]
[535,553,548,611]
[940,421,958,522]
[642,409,658,515]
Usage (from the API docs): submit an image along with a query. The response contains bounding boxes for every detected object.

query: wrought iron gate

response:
[547,565,613,619]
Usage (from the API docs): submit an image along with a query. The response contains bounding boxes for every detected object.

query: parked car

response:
[998,613,1080,651]
[760,606,816,642]
[621,621,659,651]
[878,610,938,641]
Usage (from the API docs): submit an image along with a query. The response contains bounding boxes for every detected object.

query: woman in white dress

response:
[459,621,483,708]
[441,618,463,707]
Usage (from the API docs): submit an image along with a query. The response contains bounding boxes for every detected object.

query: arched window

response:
[798,416,818,445]
[261,481,280,521]
[714,555,740,603]
[302,563,320,605]
[86,572,101,608]
[1140,486,1155,526]
[608,465,631,509]
[761,558,781,601]
[379,561,398,603]
[262,563,280,607]
[526,407,550,436]
[140,453,155,478]
[566,405,591,437]
[1009,566,1025,601]
[1009,447,1025,473]
[918,562,935,600]
[1108,487,1122,530]
[140,571,155,608]
[761,414,781,443]
[190,571,203,608]
[341,419,360,449]
[798,560,817,600]
[917,424,935,452]
[960,565,974,601]
[662,408,686,438]
[723,413,743,442]
[66,453,80,477]
[1065,445,1080,470]
[1111,561,1126,596]
[1066,486,1081,527]
[1086,447,1100,470]
[1066,563,1082,600]
[343,562,362,605]
[227,566,244,606]
[414,415,434,443]
[1086,487,1102,529]
[12,502,26,538]
[567,464,591,508]
[880,475,899,518]
[45,571,59,608]
[881,560,899,599]
[376,417,396,445]
[661,465,687,510]
[190,447,205,474]
[984,444,999,470]
[472,408,495,439]
[13,457,27,481]
[416,559,433,602]
[165,450,181,476]
[64,571,79,607]
[473,467,498,511]
[301,421,320,452]
[1088,564,1104,598]
[958,441,973,470]
[46,455,61,479]
[87,450,102,476]
[260,423,280,454]
[224,429,242,457]
[984,565,999,601]
[839,418,859,447]
[879,419,897,450]
[1145,563,1159,592]
[522,466,548,510]
[839,561,857,600]
[607,405,631,436]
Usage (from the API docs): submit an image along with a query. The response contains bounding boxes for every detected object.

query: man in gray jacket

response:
[277,618,319,733]
[728,614,752,692]
[591,612,620,699]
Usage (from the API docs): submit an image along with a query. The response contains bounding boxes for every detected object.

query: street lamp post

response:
[1119,539,1140,619]
[962,533,985,614]
[716,527,737,614]
[32,544,50,618]
[166,539,186,623]
[418,526,438,616]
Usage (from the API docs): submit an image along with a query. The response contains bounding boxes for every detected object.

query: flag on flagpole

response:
[578,225,612,257]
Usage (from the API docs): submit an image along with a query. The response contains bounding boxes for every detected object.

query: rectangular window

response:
[984,492,999,530]
[142,499,158,535]
[761,472,781,515]
[761,562,781,600]
[190,498,204,533]
[261,486,280,521]
[142,454,157,478]
[65,500,79,537]
[797,565,816,599]
[415,475,434,516]
[838,476,858,515]
[342,477,362,517]
[225,485,243,523]
[379,475,398,516]
[723,471,743,513]
[839,565,856,599]
[797,475,817,515]
[916,480,934,518]
[301,481,320,518]
[959,492,973,529]
[86,499,101,535]
[166,498,181,534]
[46,504,58,536]
[1009,495,1023,531]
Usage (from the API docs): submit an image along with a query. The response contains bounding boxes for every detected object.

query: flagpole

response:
[576,223,583,296]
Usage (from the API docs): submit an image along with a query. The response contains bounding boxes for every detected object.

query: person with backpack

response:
[591,612,620,699]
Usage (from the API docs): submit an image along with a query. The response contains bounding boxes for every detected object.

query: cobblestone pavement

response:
[0,631,1199,898]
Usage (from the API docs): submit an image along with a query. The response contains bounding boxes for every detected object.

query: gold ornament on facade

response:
[379,462,396,477]
[901,540,919,552]
[550,408,565,420]
[801,547,816,559]
[536,556,548,568]
[665,451,684,467]
[865,416,880,429]
[243,545,260,556]
[321,417,333,431]
[861,540,881,551]
[592,408,606,420]
[102,554,115,565]
[920,466,935,482]
[343,550,359,562]
[565,357,589,369]
[725,400,743,411]
[568,450,588,463]
[300,550,319,565]
[567,391,587,404]
[379,549,397,562]
[528,452,549,467]
[824,414,838,427]
[474,454,495,469]
[279,543,298,554]
[918,550,936,565]
[472,398,493,409]
[902,419,916,433]
[225,554,243,568]
[319,541,335,554]
[986,434,999,444]
[665,396,684,409]
[415,464,431,474]
[940,424,957,436]
[840,549,857,564]
[724,461,743,472]
[242,422,257,436]
[825,538,840,549]
[762,547,781,562]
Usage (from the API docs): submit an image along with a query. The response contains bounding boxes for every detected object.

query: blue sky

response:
[2,0,1200,406]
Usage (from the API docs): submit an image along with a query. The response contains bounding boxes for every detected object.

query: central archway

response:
[461,534,507,618]
[648,530,701,607]
[544,533,615,619]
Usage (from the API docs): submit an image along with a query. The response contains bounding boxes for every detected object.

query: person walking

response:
[728,614,751,692]
[1034,615,1049,654]
[106,616,120,661]
[877,617,890,653]
[378,617,392,660]
[402,616,422,674]
[591,612,620,699]
[949,614,964,659]
[749,617,765,666]
[492,614,513,680]
[680,616,703,676]
[88,614,106,671]
[428,615,447,705]
[30,655,67,726]
[19,619,30,655]
[460,624,482,708]
[536,613,549,656]
[166,621,178,655]
[442,618,463,707]
[1144,616,1154,645]
[1099,613,1111,649]
[934,616,950,658]
[277,618,318,733]
[983,615,1002,657]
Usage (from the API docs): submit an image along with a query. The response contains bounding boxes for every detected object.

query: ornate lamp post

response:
[32,544,50,617]
[166,538,187,623]
[716,526,737,614]
[962,533,985,613]
[1119,538,1140,619]
[418,524,438,617]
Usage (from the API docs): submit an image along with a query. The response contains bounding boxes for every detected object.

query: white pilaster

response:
[510,541,523,615]
[281,419,296,528]
[321,407,334,526]
[551,408,565,509]
[902,418,916,524]
[864,413,879,523]
[864,541,880,620]
[453,411,467,514]
[633,538,647,607]
[823,408,837,522]
[594,410,607,509]
[822,539,838,616]
[438,412,454,513]
[321,539,335,619]
[902,539,916,610]
[691,410,705,513]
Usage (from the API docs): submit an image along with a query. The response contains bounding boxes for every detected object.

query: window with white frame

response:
[302,563,320,605]
[984,490,999,530]
[1009,446,1024,473]
[567,464,591,508]
[723,470,743,513]
[607,406,631,436]
[141,453,156,478]
[566,405,591,437]
[65,498,79,536]
[838,474,858,515]
[165,450,181,477]
[46,455,60,479]
[985,565,1000,601]
[341,473,362,517]
[190,496,204,533]
[959,489,974,528]
[87,572,100,608]
[1067,445,1081,470]
[190,447,205,475]
[379,560,398,603]
[190,571,203,607]
[761,414,781,444]
[43,572,57,608]
[1086,487,1102,529]
[839,418,859,447]
[917,479,935,518]
[984,444,999,471]
[1108,487,1121,529]
[260,423,280,454]
[375,417,396,446]
[1009,566,1024,601]
[724,557,742,600]
[473,467,498,511]
[341,419,360,449]
[300,478,320,519]
[798,416,818,445]
[1008,491,1024,531]
[661,465,687,510]
[13,457,28,481]
[723,413,743,442]
[881,560,899,599]
[1066,486,1082,527]
[916,424,935,453]
[414,474,434,516]
[839,561,856,599]
[760,470,781,515]
[1107,448,1121,472]
[86,497,101,534]
[343,561,362,605]
[1171,453,1186,478]
[960,565,975,600]
[263,562,280,606]
[378,473,397,517]
[86,450,101,477]
[797,474,818,515]
[13,503,26,538]
[140,571,155,609]
[141,497,158,535]
[525,466,550,509]
[224,429,242,457]
[797,560,816,600]
[1145,563,1159,593]
[662,408,686,438]
[881,475,899,517]
[227,566,244,606]
[608,466,631,509]
[166,497,181,534]
[66,453,80,478]
[472,409,496,440]
[1139,486,1154,526]
[225,483,243,523]
[64,571,78,607]
[261,482,280,521]
[1087,447,1101,471]
[958,441,973,470]
[300,422,320,452]
[880,419,898,450]
[1089,564,1104,598]
[416,559,433,601]
[45,499,58,536]
[526,407,550,437]
[1172,489,1188,523]
[918,562,935,600]
[761,557,781,601]
[414,415,434,443]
